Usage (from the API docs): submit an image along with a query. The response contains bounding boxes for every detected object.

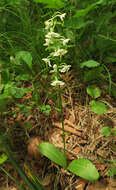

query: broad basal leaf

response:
[39,142,67,168]
[89,100,107,114]
[80,60,100,69]
[87,85,101,99]
[67,158,99,181]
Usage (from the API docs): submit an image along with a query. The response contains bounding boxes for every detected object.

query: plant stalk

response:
[58,85,66,158]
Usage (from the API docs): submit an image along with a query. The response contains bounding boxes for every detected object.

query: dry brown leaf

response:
[72,146,81,154]
[27,136,43,159]
[39,174,53,186]
[16,113,24,121]
[75,179,87,190]
[49,129,63,149]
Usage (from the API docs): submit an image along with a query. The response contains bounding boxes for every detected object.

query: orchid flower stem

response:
[58,85,66,159]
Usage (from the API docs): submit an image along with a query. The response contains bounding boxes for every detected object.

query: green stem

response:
[58,86,66,158]
[102,64,112,94]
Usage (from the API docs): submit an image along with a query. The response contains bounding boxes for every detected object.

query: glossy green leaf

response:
[87,85,101,99]
[0,153,8,164]
[80,60,100,69]
[89,100,107,114]
[33,0,64,9]
[67,158,99,181]
[39,142,67,168]
[101,126,111,137]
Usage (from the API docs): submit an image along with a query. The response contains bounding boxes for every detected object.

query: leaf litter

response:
[1,75,116,189]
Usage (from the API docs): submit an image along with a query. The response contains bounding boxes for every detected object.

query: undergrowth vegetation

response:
[0,0,116,189]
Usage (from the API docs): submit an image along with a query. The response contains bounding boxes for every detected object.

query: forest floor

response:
[0,71,116,190]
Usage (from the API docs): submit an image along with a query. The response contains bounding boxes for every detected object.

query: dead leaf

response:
[49,129,64,149]
[16,113,24,121]
[75,179,87,190]
[27,136,43,159]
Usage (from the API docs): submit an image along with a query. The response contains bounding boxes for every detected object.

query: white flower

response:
[45,32,60,39]
[51,80,65,86]
[57,13,66,21]
[61,38,70,46]
[51,49,67,57]
[43,38,52,46]
[50,64,57,73]
[45,20,53,30]
[42,58,51,67]
[59,64,71,73]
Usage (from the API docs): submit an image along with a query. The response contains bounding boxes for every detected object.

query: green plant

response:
[33,0,64,9]
[101,126,116,138]
[101,126,112,137]
[39,142,99,181]
[0,0,116,187]
[86,83,107,115]
[38,12,99,182]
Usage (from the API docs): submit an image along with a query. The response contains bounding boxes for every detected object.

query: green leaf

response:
[0,96,11,111]
[0,153,8,164]
[39,142,67,168]
[67,158,99,181]
[15,51,32,70]
[33,0,64,9]
[87,85,101,99]
[83,67,104,82]
[65,17,93,29]
[9,87,26,98]
[39,104,51,115]
[101,126,111,137]
[105,56,116,63]
[108,165,116,177]
[80,60,100,69]
[89,100,107,114]
[113,128,116,136]
[16,74,31,81]
[74,0,104,18]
